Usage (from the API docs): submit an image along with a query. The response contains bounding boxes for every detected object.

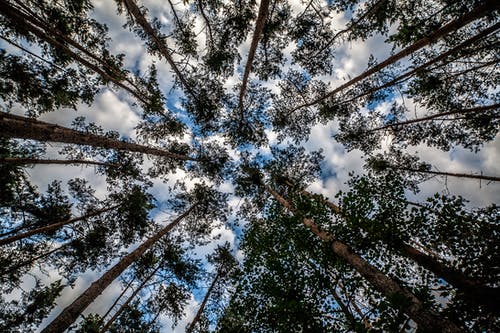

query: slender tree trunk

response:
[0,205,119,246]
[285,181,500,314]
[186,269,221,333]
[120,0,197,100]
[100,262,163,333]
[0,0,148,105]
[237,0,271,117]
[262,183,463,333]
[40,204,197,333]
[289,0,499,113]
[0,113,198,161]
[101,278,135,322]
[366,103,500,133]
[0,157,117,168]
[394,166,500,182]
[341,22,500,108]
[197,0,214,45]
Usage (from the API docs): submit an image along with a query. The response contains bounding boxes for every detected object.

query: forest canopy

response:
[0,0,499,332]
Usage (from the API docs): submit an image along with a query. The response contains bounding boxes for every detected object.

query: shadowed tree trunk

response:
[289,0,499,113]
[0,205,120,246]
[393,166,500,182]
[40,204,197,333]
[101,278,135,322]
[261,182,463,333]
[0,113,198,161]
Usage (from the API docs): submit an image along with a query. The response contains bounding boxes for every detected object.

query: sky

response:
[1,0,498,331]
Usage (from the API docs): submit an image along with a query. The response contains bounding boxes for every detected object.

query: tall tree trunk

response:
[0,205,119,246]
[394,166,500,182]
[40,204,197,333]
[0,157,117,168]
[262,183,463,333]
[366,103,500,133]
[186,268,221,333]
[282,180,500,314]
[289,0,499,113]
[100,262,163,333]
[120,0,197,100]
[340,22,500,107]
[0,0,149,105]
[0,113,198,161]
[101,278,135,322]
[197,0,214,45]
[237,0,271,118]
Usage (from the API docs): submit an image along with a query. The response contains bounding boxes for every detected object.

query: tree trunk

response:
[285,182,500,314]
[0,113,197,161]
[290,0,499,113]
[262,183,463,333]
[120,0,197,100]
[0,205,119,246]
[366,103,500,133]
[186,269,221,333]
[341,22,500,108]
[101,278,135,322]
[40,204,197,333]
[100,262,163,333]
[0,0,148,105]
[0,157,117,168]
[237,0,271,117]
[395,166,500,182]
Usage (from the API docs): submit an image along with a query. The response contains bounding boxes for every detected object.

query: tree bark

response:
[0,113,198,161]
[101,278,135,322]
[366,103,500,133]
[394,166,500,182]
[40,204,197,333]
[262,183,463,333]
[120,0,197,100]
[284,181,500,314]
[0,157,117,168]
[100,262,163,333]
[237,0,271,117]
[289,0,499,113]
[0,205,119,246]
[186,268,221,333]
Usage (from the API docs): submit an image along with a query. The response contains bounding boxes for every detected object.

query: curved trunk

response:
[262,183,463,333]
[289,0,499,113]
[0,113,198,161]
[40,204,197,333]
[0,205,119,246]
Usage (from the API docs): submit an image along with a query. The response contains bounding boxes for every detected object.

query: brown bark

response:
[341,22,500,108]
[0,0,149,105]
[100,262,163,333]
[237,0,271,118]
[289,0,499,113]
[366,103,500,133]
[40,204,197,333]
[262,183,463,333]
[0,113,198,161]
[0,205,119,246]
[395,166,500,182]
[0,157,117,168]
[120,0,197,100]
[186,269,221,333]
[286,182,500,314]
